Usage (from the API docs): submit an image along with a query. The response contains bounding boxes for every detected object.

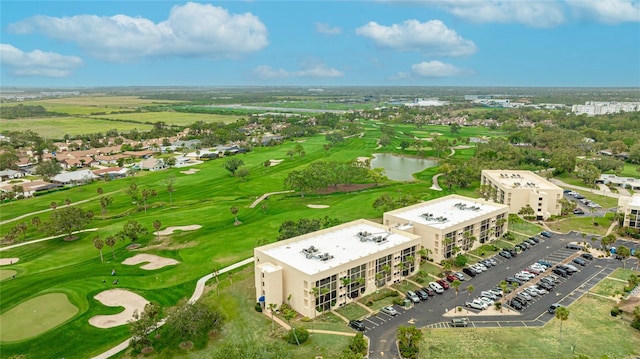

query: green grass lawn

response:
[589,278,628,299]
[608,268,639,281]
[420,296,640,359]
[546,216,614,236]
[0,117,153,139]
[508,216,543,236]
[91,111,239,126]
[334,303,370,320]
[358,289,400,311]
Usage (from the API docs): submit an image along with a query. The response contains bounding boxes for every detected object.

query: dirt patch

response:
[0,258,19,266]
[127,243,141,250]
[63,236,79,242]
[307,204,330,209]
[155,225,202,236]
[89,289,149,329]
[123,254,180,270]
[315,183,377,195]
[180,168,200,175]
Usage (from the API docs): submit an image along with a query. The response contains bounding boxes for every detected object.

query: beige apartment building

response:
[618,194,640,229]
[383,194,509,262]
[254,219,421,318]
[480,170,563,220]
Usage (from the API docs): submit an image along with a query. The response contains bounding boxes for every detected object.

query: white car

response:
[524,287,539,297]
[472,264,486,272]
[531,286,548,295]
[517,271,535,280]
[475,263,488,271]
[530,264,546,272]
[488,258,498,266]
[429,282,444,294]
[480,291,497,300]
[518,292,532,301]
[488,288,504,297]
[466,299,488,310]
[515,273,531,281]
[478,296,494,307]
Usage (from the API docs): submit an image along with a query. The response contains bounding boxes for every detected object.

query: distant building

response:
[139,158,167,171]
[481,170,563,220]
[51,170,99,186]
[597,174,640,191]
[383,195,509,262]
[618,194,640,230]
[572,101,640,116]
[404,98,450,107]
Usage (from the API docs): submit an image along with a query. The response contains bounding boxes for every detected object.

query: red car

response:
[436,279,450,289]
[446,274,458,282]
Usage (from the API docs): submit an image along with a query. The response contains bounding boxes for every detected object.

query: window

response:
[314,275,337,312]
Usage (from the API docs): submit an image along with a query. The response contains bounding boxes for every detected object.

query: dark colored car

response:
[512,296,528,306]
[451,318,469,327]
[581,253,594,260]
[525,239,537,246]
[548,303,562,314]
[566,243,582,250]
[552,268,568,277]
[499,250,512,259]
[529,236,540,243]
[415,289,429,301]
[538,260,553,267]
[437,279,450,289]
[538,281,553,291]
[349,320,365,331]
[505,277,522,286]
[557,265,577,274]
[573,258,587,266]
[540,231,552,238]
[422,287,436,296]
[463,267,477,277]
[446,274,458,282]
[573,209,585,215]
[509,299,523,310]
[507,249,518,257]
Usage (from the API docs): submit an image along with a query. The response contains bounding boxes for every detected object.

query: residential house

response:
[51,170,99,186]
[139,158,167,171]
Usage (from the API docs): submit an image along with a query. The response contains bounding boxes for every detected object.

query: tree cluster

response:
[277,216,342,241]
[284,160,372,197]
[372,193,420,212]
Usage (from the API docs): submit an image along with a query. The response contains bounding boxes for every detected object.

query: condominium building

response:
[481,170,563,220]
[254,219,421,318]
[383,195,509,262]
[618,194,640,229]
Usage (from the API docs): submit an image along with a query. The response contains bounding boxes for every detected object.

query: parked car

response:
[429,282,444,294]
[463,267,477,277]
[573,258,587,266]
[531,286,548,295]
[517,292,532,301]
[478,296,494,307]
[566,243,582,250]
[558,264,578,273]
[480,260,493,268]
[446,274,458,282]
[415,289,429,301]
[515,243,527,251]
[466,299,487,310]
[437,279,450,289]
[406,291,420,303]
[481,291,497,300]
[505,277,522,286]
[509,299,523,310]
[454,272,466,281]
[451,318,469,327]
[515,272,532,281]
[537,282,553,291]
[526,239,537,246]
[552,268,568,277]
[488,257,498,266]
[512,296,528,306]
[573,209,585,215]
[499,250,512,259]
[488,288,504,297]
[524,287,539,297]
[548,303,563,314]
[538,260,553,267]
[529,236,540,243]
[381,306,399,316]
[349,320,366,331]
[581,253,594,260]
[525,267,544,274]
[421,287,436,297]
[507,249,518,257]
[540,231,552,238]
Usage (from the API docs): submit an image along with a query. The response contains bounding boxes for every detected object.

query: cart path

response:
[0,228,98,252]
[249,190,295,208]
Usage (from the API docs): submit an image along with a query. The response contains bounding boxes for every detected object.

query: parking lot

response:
[365,231,636,359]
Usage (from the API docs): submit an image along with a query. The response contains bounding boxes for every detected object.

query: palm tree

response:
[31,216,41,230]
[152,220,162,241]
[417,247,427,264]
[105,236,116,260]
[165,176,176,208]
[93,236,104,263]
[451,280,462,309]
[397,262,406,284]
[268,303,278,332]
[406,255,415,273]
[555,306,569,341]
[341,277,353,304]
[383,265,392,283]
[466,285,475,302]
[65,198,71,206]
[50,201,57,210]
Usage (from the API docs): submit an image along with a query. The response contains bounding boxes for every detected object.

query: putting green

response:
[0,293,79,342]
[0,269,16,281]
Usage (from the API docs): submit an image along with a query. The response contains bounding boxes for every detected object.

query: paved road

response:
[364,232,635,359]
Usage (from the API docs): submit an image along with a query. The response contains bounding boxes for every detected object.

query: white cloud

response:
[0,44,83,77]
[315,22,342,35]
[355,19,476,57]
[391,60,471,80]
[567,0,640,23]
[254,63,343,79]
[8,2,268,62]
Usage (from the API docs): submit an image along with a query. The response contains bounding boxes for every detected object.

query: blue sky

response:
[1,1,639,87]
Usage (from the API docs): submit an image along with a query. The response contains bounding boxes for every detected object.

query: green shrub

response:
[415,277,425,283]
[301,316,311,322]
[392,297,405,306]
[349,332,367,354]
[254,302,263,312]
[284,327,309,345]
[611,307,621,317]
[632,320,640,330]
[454,254,468,267]
[366,301,373,307]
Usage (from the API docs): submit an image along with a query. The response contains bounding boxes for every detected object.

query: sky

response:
[1,0,639,87]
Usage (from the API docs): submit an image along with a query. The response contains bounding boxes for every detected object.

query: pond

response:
[370,153,437,181]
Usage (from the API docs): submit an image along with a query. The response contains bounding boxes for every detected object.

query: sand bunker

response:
[307,204,330,209]
[89,289,149,329]
[356,157,370,163]
[155,225,202,236]
[180,168,200,175]
[123,254,180,270]
[269,159,284,166]
[0,258,19,266]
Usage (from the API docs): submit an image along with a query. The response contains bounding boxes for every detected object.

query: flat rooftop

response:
[259,222,417,275]
[629,194,640,207]
[483,170,562,191]
[387,196,506,230]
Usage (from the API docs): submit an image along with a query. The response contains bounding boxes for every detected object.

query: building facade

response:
[480,170,563,220]
[618,194,640,230]
[383,194,509,262]
[254,219,421,319]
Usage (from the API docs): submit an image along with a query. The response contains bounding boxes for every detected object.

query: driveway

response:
[364,232,627,359]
